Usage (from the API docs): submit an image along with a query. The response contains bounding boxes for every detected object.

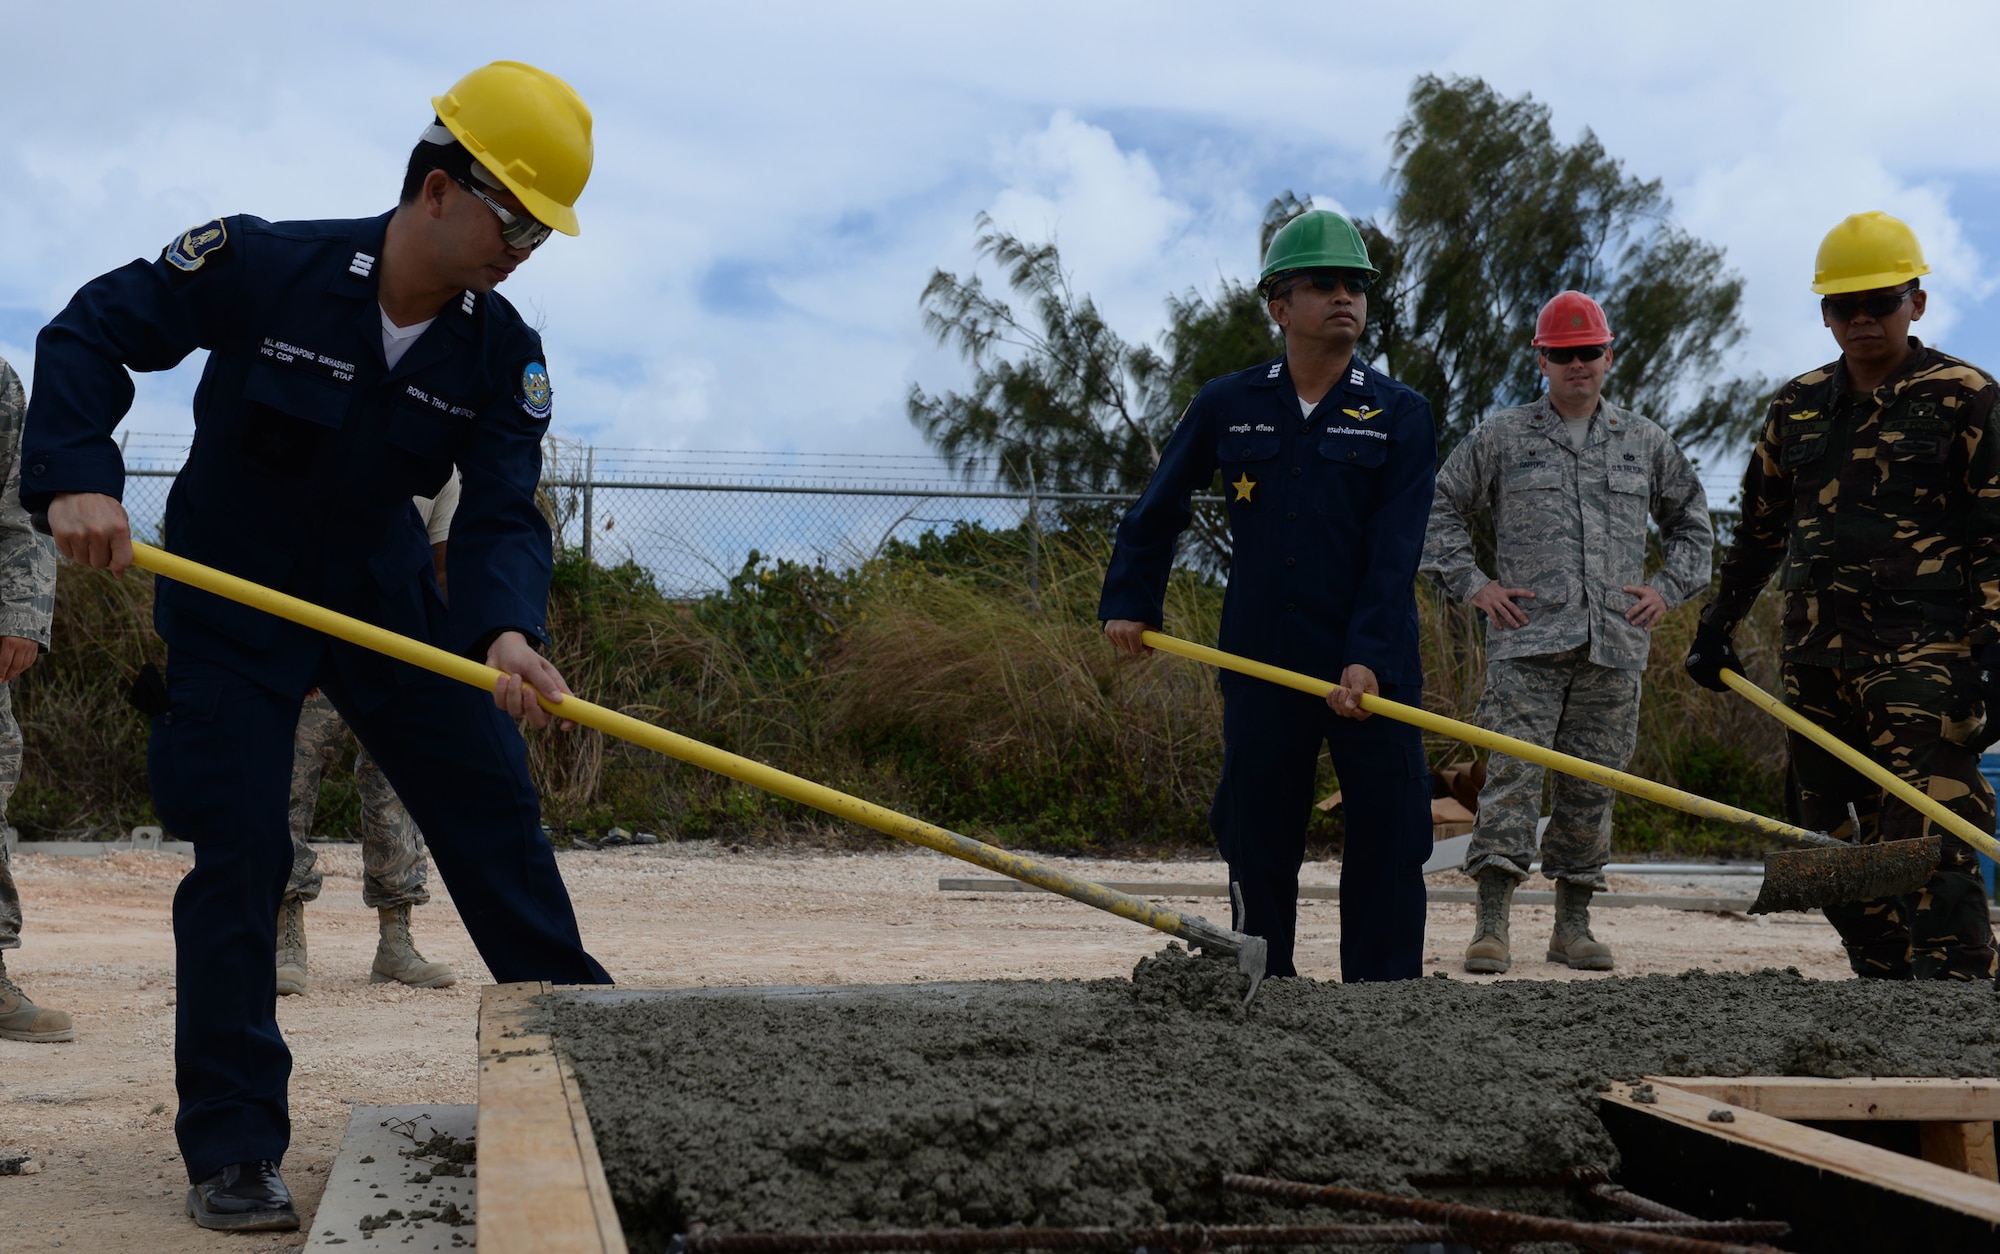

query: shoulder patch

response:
[518,360,552,420]
[164,219,228,272]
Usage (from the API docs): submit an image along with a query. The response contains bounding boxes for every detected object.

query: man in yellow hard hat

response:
[21,62,608,1232]
[1687,211,2000,983]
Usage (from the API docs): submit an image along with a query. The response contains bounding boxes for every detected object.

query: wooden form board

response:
[1650,1075,2000,1183]
[477,982,628,1254]
[1603,1079,2000,1224]
[1654,1075,2000,1123]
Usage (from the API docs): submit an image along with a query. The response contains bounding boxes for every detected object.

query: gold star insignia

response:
[1341,406,1385,421]
[1232,473,1257,502]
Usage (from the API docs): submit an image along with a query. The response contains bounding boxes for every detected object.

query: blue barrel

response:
[1977,753,2000,899]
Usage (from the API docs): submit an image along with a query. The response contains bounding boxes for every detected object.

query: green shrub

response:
[14,520,1787,861]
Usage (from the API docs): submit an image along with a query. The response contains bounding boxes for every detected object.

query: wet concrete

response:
[545,949,2000,1246]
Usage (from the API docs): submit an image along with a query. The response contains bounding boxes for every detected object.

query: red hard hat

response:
[1532,290,1615,348]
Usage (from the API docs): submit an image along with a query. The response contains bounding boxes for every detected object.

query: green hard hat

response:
[1259,209,1378,293]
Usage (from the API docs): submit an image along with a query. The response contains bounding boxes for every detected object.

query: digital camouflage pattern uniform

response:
[1424,396,1711,887]
[1703,338,2000,980]
[0,357,60,952]
[284,691,430,910]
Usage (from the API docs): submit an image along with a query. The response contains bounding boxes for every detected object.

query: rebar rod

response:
[1589,1182,1701,1224]
[1220,1173,1785,1254]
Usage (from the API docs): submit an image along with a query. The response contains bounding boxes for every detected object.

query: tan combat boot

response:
[275,897,308,996]
[0,954,75,1043]
[371,905,456,988]
[1548,880,1615,970]
[1464,868,1516,974]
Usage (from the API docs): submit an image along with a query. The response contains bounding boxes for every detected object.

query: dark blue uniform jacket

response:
[1098,355,1435,685]
[22,212,555,698]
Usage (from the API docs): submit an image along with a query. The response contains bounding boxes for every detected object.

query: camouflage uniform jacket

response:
[1702,339,2000,666]
[0,359,55,647]
[1422,395,1712,671]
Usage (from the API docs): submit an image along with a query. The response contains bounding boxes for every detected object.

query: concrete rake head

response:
[1750,835,1942,915]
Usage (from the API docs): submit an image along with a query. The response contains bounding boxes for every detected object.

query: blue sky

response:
[4,0,1998,495]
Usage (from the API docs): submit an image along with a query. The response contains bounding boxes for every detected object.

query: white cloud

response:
[2,0,1999,474]
[987,112,1191,313]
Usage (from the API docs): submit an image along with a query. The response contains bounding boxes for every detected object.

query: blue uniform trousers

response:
[154,647,609,1183]
[1210,675,1430,982]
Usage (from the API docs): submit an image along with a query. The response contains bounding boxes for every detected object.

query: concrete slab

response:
[307,1103,477,1251]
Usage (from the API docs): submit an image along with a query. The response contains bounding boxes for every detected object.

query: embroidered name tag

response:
[259,337,357,384]
[403,383,478,420]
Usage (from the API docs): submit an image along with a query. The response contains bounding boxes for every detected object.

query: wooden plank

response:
[1653,1076,2000,1122]
[936,877,1758,913]
[477,982,628,1254]
[1603,1080,2000,1223]
[1921,1121,2000,1182]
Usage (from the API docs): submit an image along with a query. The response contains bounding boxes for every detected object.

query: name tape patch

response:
[259,337,356,384]
[1324,425,1388,441]
[404,383,477,420]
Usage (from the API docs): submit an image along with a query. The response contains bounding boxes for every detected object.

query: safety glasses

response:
[1301,270,1374,296]
[1273,270,1374,300]
[1821,286,1914,322]
[1542,344,1608,364]
[453,175,554,251]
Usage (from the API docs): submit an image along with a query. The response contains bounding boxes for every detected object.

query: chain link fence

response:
[112,435,1224,597]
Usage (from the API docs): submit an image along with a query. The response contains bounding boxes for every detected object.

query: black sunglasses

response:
[1275,270,1374,299]
[1821,286,1915,321]
[1542,344,1608,364]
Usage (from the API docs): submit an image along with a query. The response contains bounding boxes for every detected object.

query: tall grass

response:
[12,522,1787,859]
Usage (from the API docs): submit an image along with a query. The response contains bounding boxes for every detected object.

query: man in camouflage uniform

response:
[1688,211,2000,982]
[1425,291,1711,974]
[278,474,462,994]
[0,356,66,1042]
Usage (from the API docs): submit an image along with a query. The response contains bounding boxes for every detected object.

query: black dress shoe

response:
[186,1159,299,1232]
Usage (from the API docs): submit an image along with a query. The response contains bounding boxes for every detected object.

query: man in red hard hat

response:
[1424,290,1711,974]
[1687,211,2000,982]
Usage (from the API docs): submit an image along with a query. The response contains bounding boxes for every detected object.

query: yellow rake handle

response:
[129,543,1250,957]
[1720,667,2000,861]
[1140,630,1833,849]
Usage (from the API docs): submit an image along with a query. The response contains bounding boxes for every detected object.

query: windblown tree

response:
[907,215,1174,493]
[1364,74,1770,456]
[912,75,1770,489]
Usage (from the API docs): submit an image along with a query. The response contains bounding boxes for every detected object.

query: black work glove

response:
[1684,621,1743,693]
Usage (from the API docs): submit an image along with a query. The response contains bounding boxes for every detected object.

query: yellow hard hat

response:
[432,61,593,237]
[1811,210,1930,295]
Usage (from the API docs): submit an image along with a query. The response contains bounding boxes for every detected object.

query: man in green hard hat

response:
[1100,208,1439,981]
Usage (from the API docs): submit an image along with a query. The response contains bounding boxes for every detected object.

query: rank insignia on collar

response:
[1348,367,1365,386]
[1231,472,1257,502]
[518,361,553,420]
[348,251,375,278]
[461,290,476,315]
[1341,406,1385,421]
[165,219,227,272]
[1267,362,1283,379]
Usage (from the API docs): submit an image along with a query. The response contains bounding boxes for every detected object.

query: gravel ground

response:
[0,840,1860,1251]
